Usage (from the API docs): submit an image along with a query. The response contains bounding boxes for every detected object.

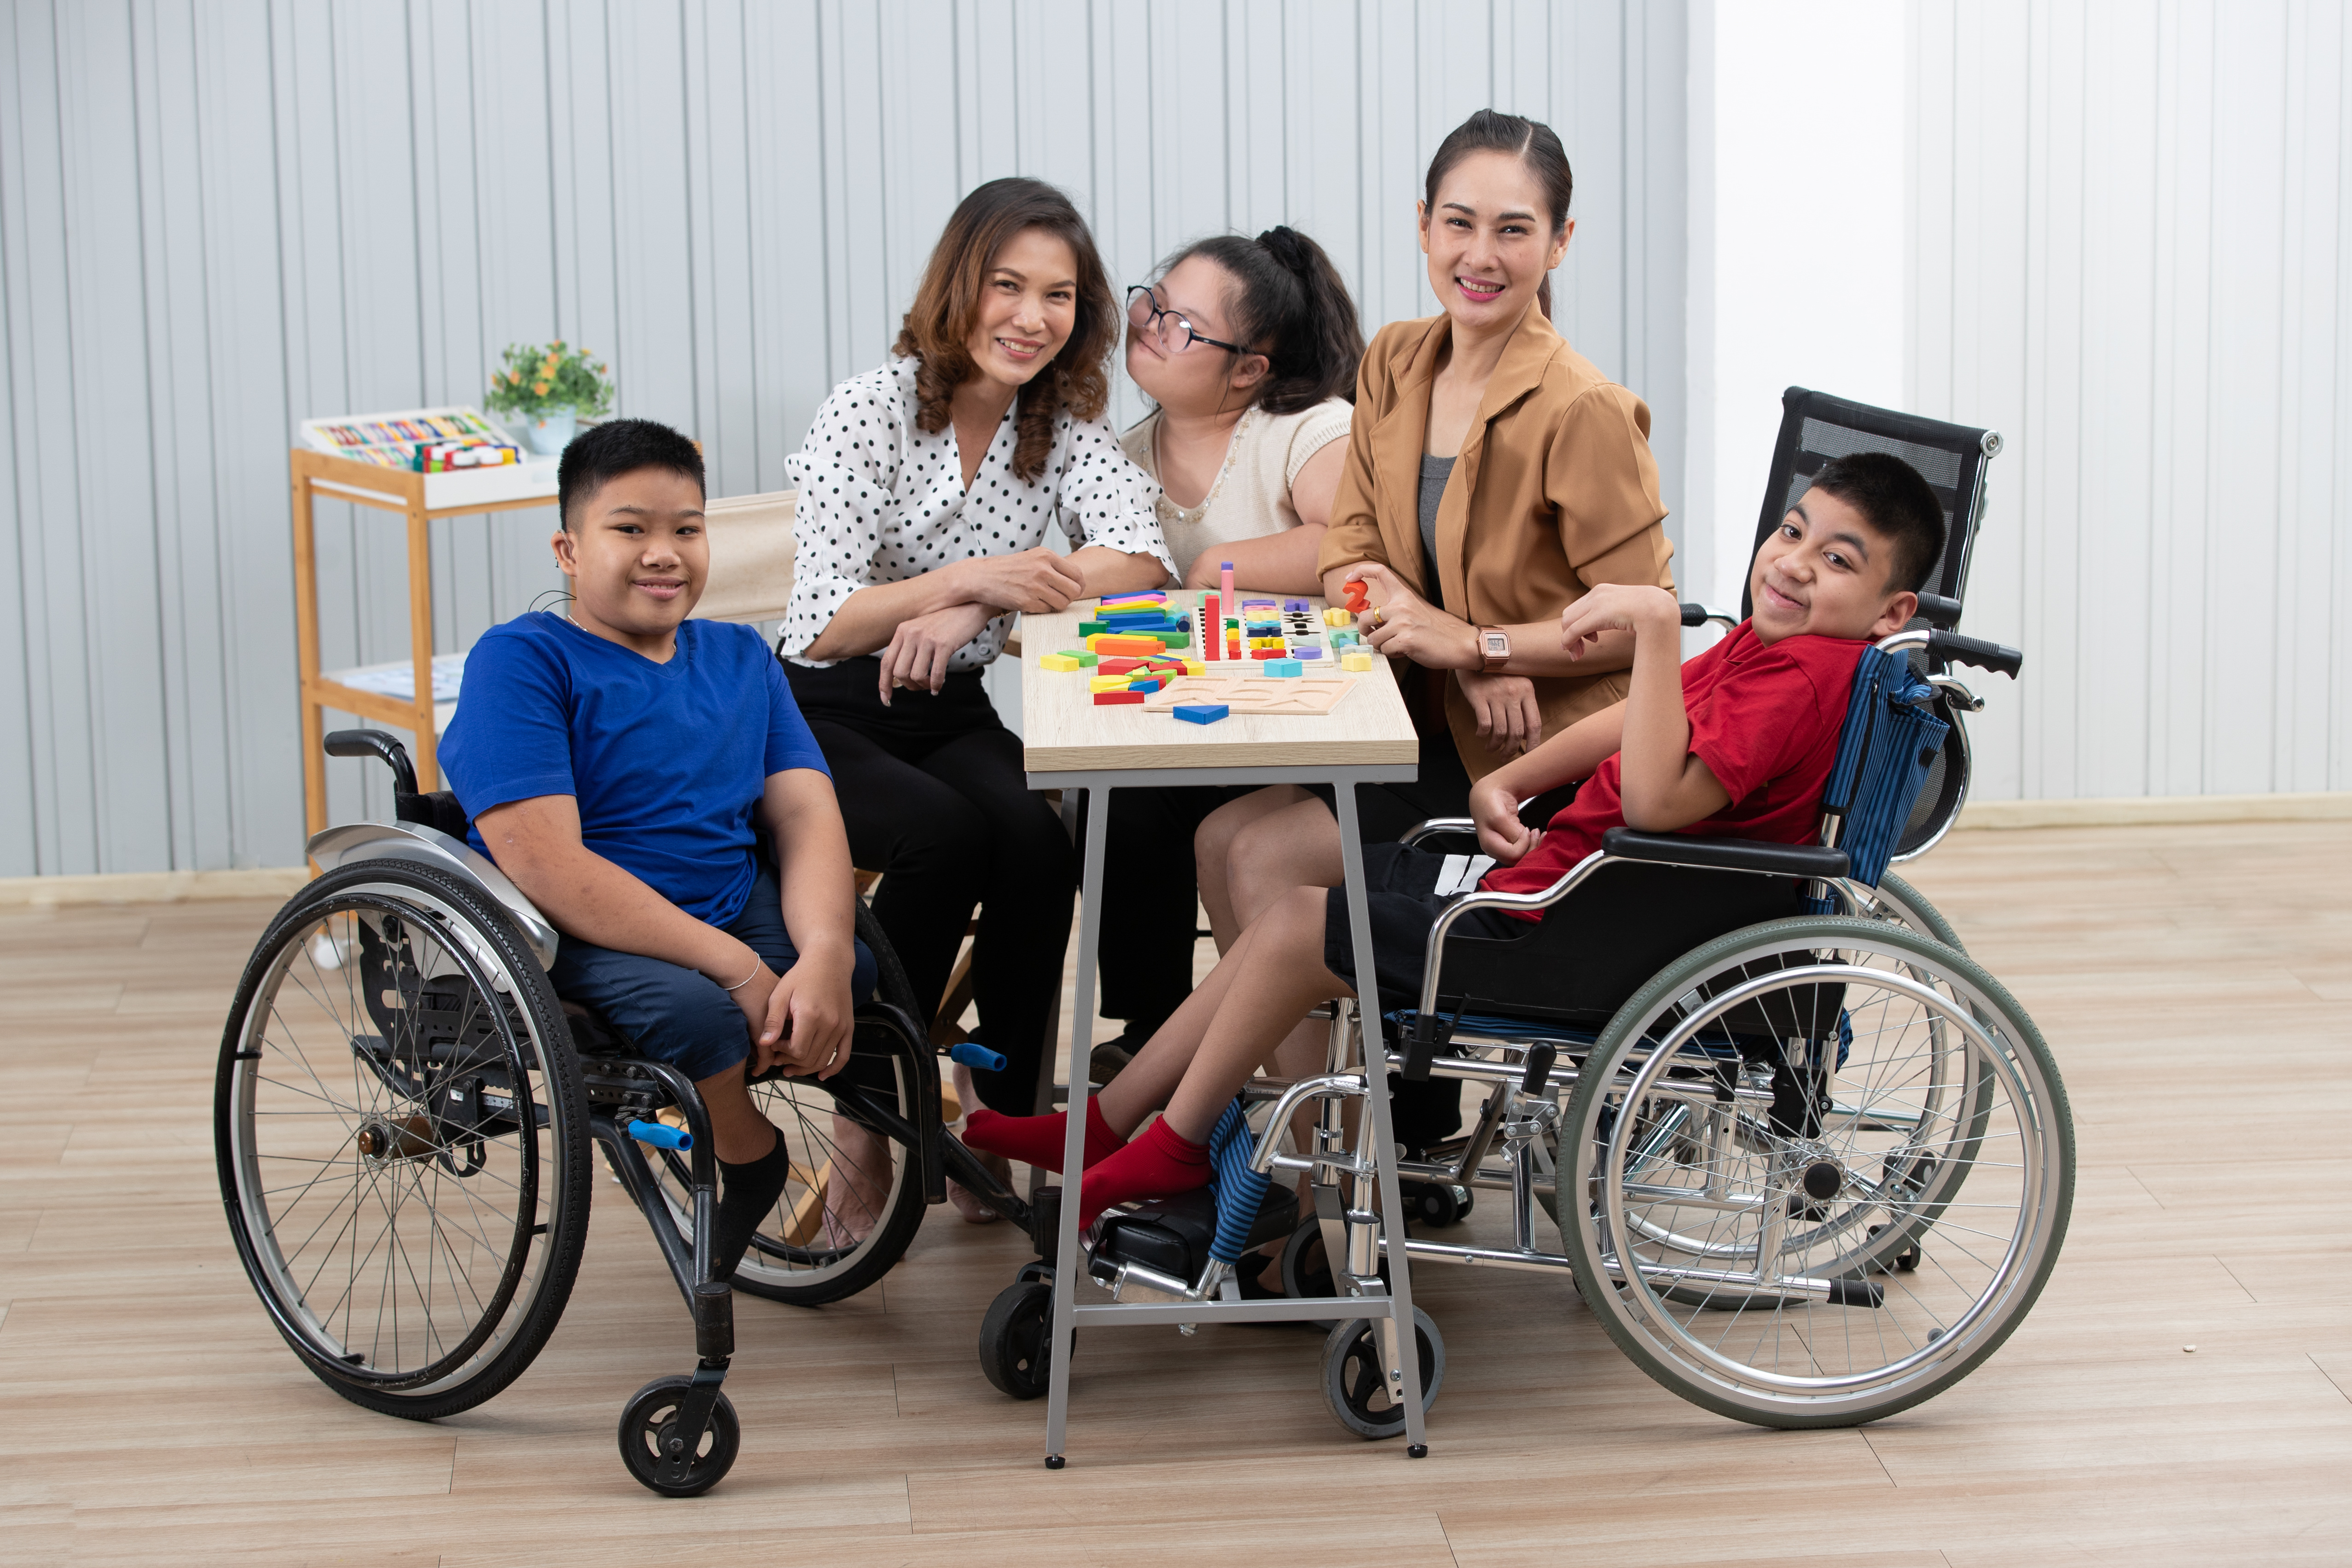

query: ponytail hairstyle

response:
[1422,109,1574,318]
[1151,226,1365,413]
[893,177,1119,483]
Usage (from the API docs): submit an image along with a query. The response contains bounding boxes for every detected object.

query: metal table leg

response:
[1332,782,1429,1456]
[1042,783,1111,1466]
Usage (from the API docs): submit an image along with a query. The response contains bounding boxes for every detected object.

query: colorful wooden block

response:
[1249,648,1284,660]
[1341,649,1375,671]
[1181,659,1207,676]
[1094,690,1146,705]
[1090,674,1137,693]
[1078,621,1108,638]
[1321,607,1354,627]
[1038,653,1081,672]
[1087,634,1165,656]
[1172,703,1229,725]
[1292,647,1323,660]
[1055,649,1099,667]
[1263,658,1302,677]
[1127,677,1165,694]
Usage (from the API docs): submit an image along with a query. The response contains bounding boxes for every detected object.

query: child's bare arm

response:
[1465,701,1629,861]
[1561,584,1731,831]
[757,768,860,1079]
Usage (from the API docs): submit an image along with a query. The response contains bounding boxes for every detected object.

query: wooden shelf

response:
[290,447,558,851]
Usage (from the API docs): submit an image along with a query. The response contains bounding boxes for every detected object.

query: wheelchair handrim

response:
[225,884,564,1394]
[1573,923,2069,1416]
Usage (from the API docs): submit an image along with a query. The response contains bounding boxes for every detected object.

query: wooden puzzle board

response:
[1140,675,1358,715]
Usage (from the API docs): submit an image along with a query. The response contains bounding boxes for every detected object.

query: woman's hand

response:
[951,547,1086,614]
[1353,562,1478,670]
[1560,583,1679,662]
[1469,778,1539,865]
[1456,668,1542,754]
[756,949,854,1080]
[877,601,996,704]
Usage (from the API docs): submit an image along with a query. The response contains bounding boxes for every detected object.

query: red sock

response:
[962,1100,1121,1174]
[1077,1116,1211,1227]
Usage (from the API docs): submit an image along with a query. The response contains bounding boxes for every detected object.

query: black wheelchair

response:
[213,730,1035,1495]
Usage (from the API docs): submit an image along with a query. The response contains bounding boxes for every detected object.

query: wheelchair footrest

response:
[1090,1184,1301,1287]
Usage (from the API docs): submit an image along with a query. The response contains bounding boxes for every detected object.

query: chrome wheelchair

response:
[214,730,1035,1495]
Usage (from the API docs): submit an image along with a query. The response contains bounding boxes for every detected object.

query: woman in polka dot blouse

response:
[782,178,1173,1218]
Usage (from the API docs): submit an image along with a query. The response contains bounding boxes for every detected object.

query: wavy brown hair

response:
[893,178,1117,484]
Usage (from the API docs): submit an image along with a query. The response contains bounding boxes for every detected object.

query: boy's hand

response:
[752,947,855,1080]
[1469,778,1540,864]
[1560,583,1678,662]
[953,547,1086,614]
[1355,562,1477,670]
[1456,668,1541,753]
[877,601,996,704]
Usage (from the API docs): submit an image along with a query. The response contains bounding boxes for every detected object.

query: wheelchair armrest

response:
[1400,817,1477,848]
[1600,827,1850,880]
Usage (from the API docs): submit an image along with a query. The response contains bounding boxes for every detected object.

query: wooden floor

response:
[4,822,2348,1567]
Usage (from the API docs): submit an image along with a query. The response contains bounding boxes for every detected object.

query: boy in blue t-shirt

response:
[442,418,877,1280]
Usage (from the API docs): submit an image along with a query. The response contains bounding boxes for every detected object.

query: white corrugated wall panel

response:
[0,0,1684,874]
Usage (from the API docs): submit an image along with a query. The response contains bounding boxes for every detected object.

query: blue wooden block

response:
[1173,702,1230,725]
[1264,658,1302,677]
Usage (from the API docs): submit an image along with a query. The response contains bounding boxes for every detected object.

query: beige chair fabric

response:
[693,488,797,623]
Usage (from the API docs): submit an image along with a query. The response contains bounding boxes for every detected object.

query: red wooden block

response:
[1098,657,1144,675]
[1094,691,1146,705]
[1249,647,1284,660]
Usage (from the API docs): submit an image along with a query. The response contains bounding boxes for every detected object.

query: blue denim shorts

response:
[548,861,878,1082]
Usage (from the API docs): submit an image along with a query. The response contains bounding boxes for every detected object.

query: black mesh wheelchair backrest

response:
[1740,387,2002,623]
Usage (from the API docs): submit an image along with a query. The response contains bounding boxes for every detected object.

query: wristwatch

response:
[1478,626,1511,673]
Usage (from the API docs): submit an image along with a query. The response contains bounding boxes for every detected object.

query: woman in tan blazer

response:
[1193,108,1676,1172]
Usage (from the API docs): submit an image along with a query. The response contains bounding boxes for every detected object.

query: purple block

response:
[1283,598,1312,612]
[1293,646,1324,659]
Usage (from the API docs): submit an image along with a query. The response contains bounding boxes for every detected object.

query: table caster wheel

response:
[1045,1454,1066,1469]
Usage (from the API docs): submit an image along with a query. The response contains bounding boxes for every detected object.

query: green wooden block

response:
[1079,620,1108,637]
[1056,649,1099,668]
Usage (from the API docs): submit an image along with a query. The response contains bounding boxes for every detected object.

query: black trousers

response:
[785,658,1074,1115]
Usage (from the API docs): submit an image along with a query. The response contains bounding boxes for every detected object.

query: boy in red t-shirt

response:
[964,453,1945,1225]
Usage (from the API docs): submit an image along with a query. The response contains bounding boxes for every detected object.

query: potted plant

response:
[485,340,615,455]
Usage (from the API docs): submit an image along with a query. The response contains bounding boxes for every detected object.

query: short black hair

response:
[556,418,704,530]
[1803,452,1945,595]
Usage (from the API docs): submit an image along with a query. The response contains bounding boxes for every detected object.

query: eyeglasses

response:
[1126,285,1252,357]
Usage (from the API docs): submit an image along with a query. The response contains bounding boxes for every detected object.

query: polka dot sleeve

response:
[781,367,903,664]
[1052,412,1177,580]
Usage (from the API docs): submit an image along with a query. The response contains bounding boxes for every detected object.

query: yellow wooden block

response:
[1182,659,1208,676]
[1322,607,1354,627]
[1249,636,1287,649]
[1039,653,1081,671]
[1341,649,1375,671]
[1090,674,1136,693]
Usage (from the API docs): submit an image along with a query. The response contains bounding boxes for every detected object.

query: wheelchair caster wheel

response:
[1320,1307,1443,1440]
[618,1376,739,1497]
[979,1279,1060,1400]
[1399,1179,1472,1228]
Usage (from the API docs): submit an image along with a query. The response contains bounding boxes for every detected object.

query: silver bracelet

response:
[720,960,763,992]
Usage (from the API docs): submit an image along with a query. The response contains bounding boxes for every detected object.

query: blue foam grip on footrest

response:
[948,1041,1008,1072]
[627,1119,692,1151]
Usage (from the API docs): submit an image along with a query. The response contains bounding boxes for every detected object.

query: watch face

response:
[1483,632,1508,654]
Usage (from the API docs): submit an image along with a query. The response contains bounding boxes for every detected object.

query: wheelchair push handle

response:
[1926,630,2024,679]
[627,1119,693,1152]
[1914,592,1963,628]
[324,728,420,796]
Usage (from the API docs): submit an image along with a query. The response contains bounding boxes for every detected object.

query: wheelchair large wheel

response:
[1865,871,1966,952]
[216,860,591,1419]
[651,902,928,1306]
[1559,917,2071,1429]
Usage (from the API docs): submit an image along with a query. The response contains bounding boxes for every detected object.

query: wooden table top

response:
[1018,595,1418,776]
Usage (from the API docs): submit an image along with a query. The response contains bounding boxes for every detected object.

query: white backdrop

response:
[0,0,1686,876]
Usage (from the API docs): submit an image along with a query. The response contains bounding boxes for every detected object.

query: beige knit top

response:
[1118,396,1353,584]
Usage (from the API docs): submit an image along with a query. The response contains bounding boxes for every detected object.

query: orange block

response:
[1087,634,1165,656]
